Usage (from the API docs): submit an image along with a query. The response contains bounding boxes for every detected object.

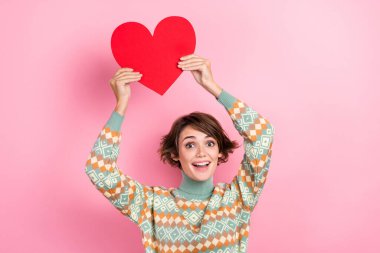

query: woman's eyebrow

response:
[182,135,212,142]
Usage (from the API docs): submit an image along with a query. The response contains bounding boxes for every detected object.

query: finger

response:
[117,75,142,81]
[178,59,204,66]
[116,76,142,84]
[180,63,203,70]
[125,78,141,84]
[115,67,134,76]
[115,72,142,78]
[115,68,132,76]
[115,72,142,80]
[115,69,138,77]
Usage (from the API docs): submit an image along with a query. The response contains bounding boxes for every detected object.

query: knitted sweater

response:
[85,89,275,253]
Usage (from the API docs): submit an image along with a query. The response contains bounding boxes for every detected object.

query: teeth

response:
[193,162,210,166]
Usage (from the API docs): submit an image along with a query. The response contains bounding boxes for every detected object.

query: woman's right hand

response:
[109,68,143,103]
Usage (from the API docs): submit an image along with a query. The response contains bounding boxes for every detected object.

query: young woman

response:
[85,54,275,252]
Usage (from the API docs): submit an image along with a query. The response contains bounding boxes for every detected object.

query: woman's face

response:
[172,125,223,181]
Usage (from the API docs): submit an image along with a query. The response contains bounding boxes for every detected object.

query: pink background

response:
[1,0,379,252]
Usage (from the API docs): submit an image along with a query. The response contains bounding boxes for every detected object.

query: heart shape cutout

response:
[111,16,196,95]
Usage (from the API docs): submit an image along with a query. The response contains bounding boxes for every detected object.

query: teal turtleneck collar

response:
[176,170,215,200]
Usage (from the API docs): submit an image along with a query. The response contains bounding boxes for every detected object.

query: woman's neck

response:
[177,170,214,200]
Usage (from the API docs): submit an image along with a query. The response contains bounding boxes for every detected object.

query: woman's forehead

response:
[179,126,213,142]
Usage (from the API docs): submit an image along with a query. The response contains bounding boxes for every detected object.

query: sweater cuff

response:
[216,89,237,109]
[105,111,124,132]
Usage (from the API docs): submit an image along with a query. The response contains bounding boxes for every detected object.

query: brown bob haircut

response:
[158,111,240,170]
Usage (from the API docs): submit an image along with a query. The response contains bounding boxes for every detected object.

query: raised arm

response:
[217,89,275,212]
[84,68,153,228]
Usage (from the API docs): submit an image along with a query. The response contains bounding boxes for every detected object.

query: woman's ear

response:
[171,153,178,161]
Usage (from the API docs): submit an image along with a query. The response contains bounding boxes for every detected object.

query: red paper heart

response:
[111,16,196,95]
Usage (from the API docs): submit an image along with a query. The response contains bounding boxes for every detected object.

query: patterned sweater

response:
[85,89,275,252]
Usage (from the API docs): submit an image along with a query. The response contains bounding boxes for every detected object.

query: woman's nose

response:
[196,146,206,157]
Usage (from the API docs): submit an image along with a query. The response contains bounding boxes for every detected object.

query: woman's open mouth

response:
[192,161,210,172]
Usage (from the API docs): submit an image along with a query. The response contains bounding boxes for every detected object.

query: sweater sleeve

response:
[85,111,154,229]
[216,89,275,212]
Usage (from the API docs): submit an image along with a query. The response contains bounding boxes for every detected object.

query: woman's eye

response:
[207,141,215,147]
[185,141,215,149]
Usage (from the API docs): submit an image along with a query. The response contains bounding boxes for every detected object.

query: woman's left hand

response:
[178,54,214,86]
[178,54,222,97]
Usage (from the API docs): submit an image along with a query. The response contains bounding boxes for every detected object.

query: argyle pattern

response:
[85,91,275,252]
